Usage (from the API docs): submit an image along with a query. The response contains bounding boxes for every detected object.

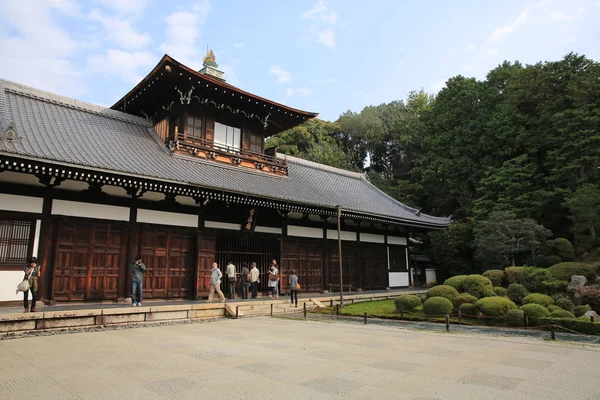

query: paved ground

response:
[1,318,599,400]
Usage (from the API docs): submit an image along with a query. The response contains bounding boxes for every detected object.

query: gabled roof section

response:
[0,77,451,229]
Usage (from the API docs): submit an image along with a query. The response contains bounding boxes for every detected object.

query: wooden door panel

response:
[361,243,387,289]
[196,231,216,298]
[281,238,323,293]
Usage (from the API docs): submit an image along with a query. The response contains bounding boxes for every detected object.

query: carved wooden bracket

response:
[35,174,65,188]
[125,186,146,199]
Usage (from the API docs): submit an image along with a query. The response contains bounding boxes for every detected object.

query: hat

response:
[29,257,38,263]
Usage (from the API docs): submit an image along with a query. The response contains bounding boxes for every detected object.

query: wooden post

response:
[303,302,307,319]
[550,326,556,340]
[330,299,333,308]
[236,306,239,319]
[270,303,273,316]
[337,205,344,307]
[445,315,450,332]
[364,312,367,325]
[524,314,529,329]
[458,310,462,322]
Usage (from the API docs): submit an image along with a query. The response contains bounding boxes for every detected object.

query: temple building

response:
[0,51,450,304]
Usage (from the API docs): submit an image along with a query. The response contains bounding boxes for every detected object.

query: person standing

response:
[240,262,250,299]
[289,269,299,307]
[268,259,279,299]
[208,262,226,303]
[226,260,236,299]
[250,262,260,299]
[129,256,146,306]
[23,257,41,313]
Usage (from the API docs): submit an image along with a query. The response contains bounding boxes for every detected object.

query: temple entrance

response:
[281,238,323,293]
[138,225,195,299]
[52,219,125,301]
[215,232,279,297]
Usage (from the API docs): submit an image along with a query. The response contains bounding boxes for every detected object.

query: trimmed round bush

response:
[463,275,493,298]
[395,295,422,312]
[493,287,507,297]
[521,304,550,318]
[453,293,478,310]
[482,290,498,298]
[521,267,552,292]
[547,305,562,313]
[426,285,459,301]
[416,293,427,303]
[505,309,525,327]
[549,309,575,319]
[548,262,597,282]
[483,270,505,287]
[443,275,468,292]
[574,305,592,317]
[556,298,574,313]
[459,303,476,316]
[523,293,554,307]
[475,297,517,317]
[537,255,563,268]
[423,297,454,316]
[576,315,592,322]
[507,283,528,305]
[553,238,575,262]
[541,280,568,294]
[505,266,525,284]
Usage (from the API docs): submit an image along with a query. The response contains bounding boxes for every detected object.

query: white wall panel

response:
[52,200,129,221]
[0,193,43,213]
[254,226,282,234]
[360,233,385,243]
[287,225,322,239]
[387,236,407,246]
[426,269,438,285]
[388,272,410,287]
[0,271,27,302]
[32,220,41,257]
[326,229,357,241]
[205,221,241,231]
[138,209,198,228]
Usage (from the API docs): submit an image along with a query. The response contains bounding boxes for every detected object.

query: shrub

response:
[416,293,427,303]
[576,315,592,322]
[395,295,422,312]
[423,297,454,315]
[493,287,507,297]
[507,284,528,305]
[426,285,459,301]
[523,293,554,307]
[541,280,568,294]
[475,297,517,317]
[482,290,497,298]
[547,305,562,313]
[530,317,600,336]
[462,275,493,298]
[553,238,575,262]
[483,270,505,287]
[505,309,525,327]
[521,304,550,318]
[459,303,476,316]
[505,266,525,284]
[548,262,597,282]
[549,309,575,319]
[443,275,468,292]
[521,267,552,292]
[580,287,600,313]
[452,293,478,310]
[537,255,563,268]
[556,298,574,313]
[574,305,592,317]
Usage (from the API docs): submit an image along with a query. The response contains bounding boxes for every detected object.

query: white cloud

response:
[317,28,336,49]
[301,1,337,24]
[98,0,150,13]
[89,9,152,49]
[567,35,577,43]
[233,42,245,48]
[46,0,81,16]
[487,8,532,43]
[467,44,476,51]
[429,79,447,92]
[551,11,572,20]
[269,65,292,83]
[286,88,313,97]
[87,49,155,83]
[159,0,212,69]
[301,1,338,49]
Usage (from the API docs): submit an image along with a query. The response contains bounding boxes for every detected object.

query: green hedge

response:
[521,267,552,293]
[549,309,575,319]
[505,266,525,284]
[505,309,525,327]
[443,275,468,292]
[541,280,568,294]
[426,285,459,301]
[459,303,476,316]
[553,238,575,262]
[548,262,597,282]
[453,293,478,310]
[463,275,493,298]
[394,295,422,312]
[547,305,562,313]
[493,287,507,297]
[530,317,600,336]
[483,270,505,287]
[507,283,528,305]
[556,298,574,313]
[475,297,517,317]
[574,305,592,317]
[576,315,593,322]
[523,293,554,307]
[423,297,454,315]
[521,304,550,317]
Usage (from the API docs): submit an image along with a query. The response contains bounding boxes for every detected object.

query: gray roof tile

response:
[0,78,450,228]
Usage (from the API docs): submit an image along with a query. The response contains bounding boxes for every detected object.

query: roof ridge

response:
[0,80,9,131]
[278,153,365,179]
[0,78,152,128]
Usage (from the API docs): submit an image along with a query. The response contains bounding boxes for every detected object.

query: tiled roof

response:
[0,78,450,228]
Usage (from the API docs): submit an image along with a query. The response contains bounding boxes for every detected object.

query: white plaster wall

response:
[326,229,357,241]
[0,271,26,301]
[389,272,410,287]
[287,225,322,239]
[205,221,241,231]
[360,233,385,243]
[387,236,407,246]
[426,269,437,285]
[138,209,198,228]
[254,226,282,234]
[32,220,41,257]
[52,200,129,221]
[0,193,43,213]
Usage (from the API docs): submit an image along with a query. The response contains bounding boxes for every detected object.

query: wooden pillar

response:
[384,229,390,289]
[39,192,54,303]
[123,198,138,299]
[354,219,363,291]
[321,214,328,290]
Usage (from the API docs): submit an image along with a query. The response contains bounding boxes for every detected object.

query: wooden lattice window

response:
[0,220,35,269]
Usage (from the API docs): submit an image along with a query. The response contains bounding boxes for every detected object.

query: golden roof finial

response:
[203,49,218,68]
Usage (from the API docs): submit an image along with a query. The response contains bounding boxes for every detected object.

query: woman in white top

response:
[268,259,279,299]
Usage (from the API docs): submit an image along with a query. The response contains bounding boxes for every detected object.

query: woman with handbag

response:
[240,262,250,299]
[268,259,279,299]
[23,257,41,313]
[289,269,299,307]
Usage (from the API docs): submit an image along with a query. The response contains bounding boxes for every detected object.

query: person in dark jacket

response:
[129,256,146,306]
[240,262,250,299]
[289,269,299,307]
[23,257,41,313]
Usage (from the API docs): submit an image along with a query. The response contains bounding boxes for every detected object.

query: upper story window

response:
[215,122,241,150]
[186,116,202,138]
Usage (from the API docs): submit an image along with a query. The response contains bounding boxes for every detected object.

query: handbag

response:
[246,273,252,282]
[16,269,34,294]
[296,283,301,290]
[269,274,279,282]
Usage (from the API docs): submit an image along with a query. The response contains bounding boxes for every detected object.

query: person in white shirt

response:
[268,259,279,299]
[226,260,236,300]
[208,262,226,303]
[250,262,260,298]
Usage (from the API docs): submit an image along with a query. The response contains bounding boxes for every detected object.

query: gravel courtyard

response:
[1,317,599,400]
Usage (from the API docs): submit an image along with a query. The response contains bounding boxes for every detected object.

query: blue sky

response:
[1,0,599,121]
